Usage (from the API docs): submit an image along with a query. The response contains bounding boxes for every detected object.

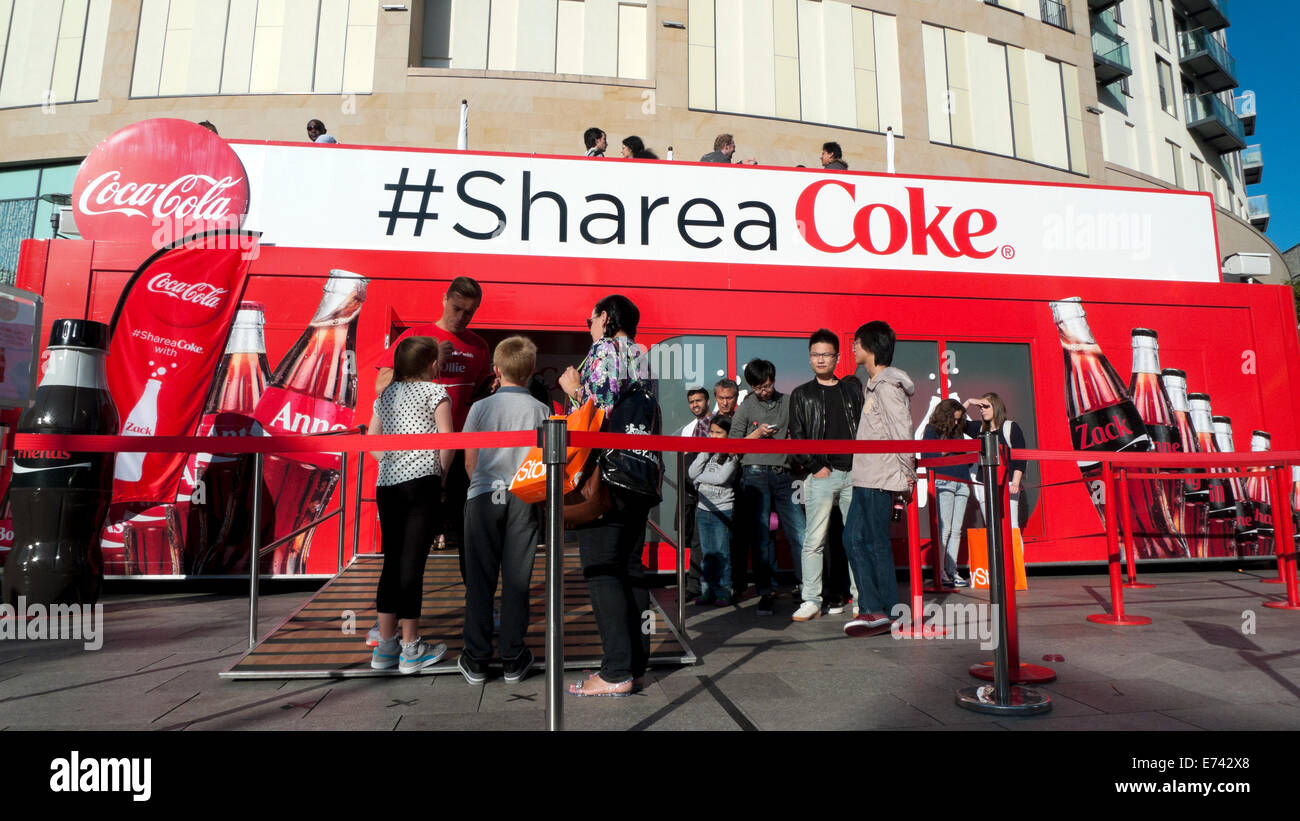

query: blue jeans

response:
[800,469,857,606]
[843,487,898,616]
[695,506,733,601]
[935,478,971,582]
[741,465,806,594]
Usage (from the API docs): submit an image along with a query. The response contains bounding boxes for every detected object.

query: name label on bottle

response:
[1070,403,1150,456]
[1146,425,1182,454]
[253,387,352,469]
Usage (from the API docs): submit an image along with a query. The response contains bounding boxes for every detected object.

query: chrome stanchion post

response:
[956,431,1050,715]
[338,451,348,575]
[541,419,567,731]
[677,452,687,631]
[248,452,264,649]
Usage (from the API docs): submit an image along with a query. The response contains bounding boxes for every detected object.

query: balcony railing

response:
[1234,90,1256,136]
[1246,195,1269,232]
[1185,92,1246,152]
[1178,27,1238,92]
[1180,0,1229,31]
[1241,144,1262,185]
[1092,18,1132,84]
[1041,0,1070,29]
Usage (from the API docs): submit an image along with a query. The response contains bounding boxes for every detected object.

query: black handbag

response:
[597,383,664,506]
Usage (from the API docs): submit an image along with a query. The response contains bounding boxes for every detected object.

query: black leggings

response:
[375,474,442,620]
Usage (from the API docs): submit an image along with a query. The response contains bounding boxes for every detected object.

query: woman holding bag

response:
[559,295,662,697]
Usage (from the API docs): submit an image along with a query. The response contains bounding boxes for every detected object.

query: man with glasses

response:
[788,330,862,622]
[678,388,713,601]
[729,359,804,615]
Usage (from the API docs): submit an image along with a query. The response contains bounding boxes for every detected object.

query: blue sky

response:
[1232,2,1296,257]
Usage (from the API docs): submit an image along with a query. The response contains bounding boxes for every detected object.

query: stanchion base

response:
[1262,578,1286,585]
[922,584,954,594]
[1086,612,1152,626]
[1122,582,1156,589]
[969,662,1057,683]
[1263,600,1300,611]
[955,684,1051,716]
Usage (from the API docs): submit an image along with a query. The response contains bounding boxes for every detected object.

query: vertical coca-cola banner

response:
[107,231,259,504]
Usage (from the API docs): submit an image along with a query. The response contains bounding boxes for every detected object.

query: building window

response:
[1155,56,1176,117]
[1148,0,1167,50]
[1192,155,1204,191]
[0,163,80,285]
[0,0,111,108]
[422,0,647,81]
[688,1,902,133]
[131,0,378,97]
[1166,140,1183,188]
[1211,170,1223,205]
[923,23,1085,173]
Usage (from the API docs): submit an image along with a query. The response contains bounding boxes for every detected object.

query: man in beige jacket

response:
[842,321,916,637]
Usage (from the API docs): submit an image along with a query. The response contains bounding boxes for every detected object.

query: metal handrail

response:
[247,425,367,648]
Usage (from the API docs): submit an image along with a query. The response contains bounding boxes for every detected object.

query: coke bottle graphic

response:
[185,302,272,575]
[121,504,183,574]
[1243,431,1273,554]
[1292,464,1300,549]
[1126,330,1187,559]
[2,320,118,606]
[114,378,161,482]
[1161,369,1209,557]
[252,270,367,574]
[1050,298,1150,521]
[1212,415,1256,551]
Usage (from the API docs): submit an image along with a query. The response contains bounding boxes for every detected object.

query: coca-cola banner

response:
[107,231,258,504]
[73,119,250,245]
[230,141,1220,283]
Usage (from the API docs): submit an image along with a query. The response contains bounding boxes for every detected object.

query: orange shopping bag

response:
[509,397,605,503]
[966,527,1027,591]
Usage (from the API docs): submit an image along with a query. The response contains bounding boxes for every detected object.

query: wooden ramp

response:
[222,552,696,679]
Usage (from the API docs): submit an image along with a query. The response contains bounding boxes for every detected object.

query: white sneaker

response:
[399,639,447,674]
[792,601,821,622]
[370,635,400,670]
[366,623,382,647]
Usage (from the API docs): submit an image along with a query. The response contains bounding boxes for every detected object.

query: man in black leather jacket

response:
[788,329,863,622]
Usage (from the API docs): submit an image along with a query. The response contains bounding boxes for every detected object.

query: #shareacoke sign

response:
[231,141,1220,283]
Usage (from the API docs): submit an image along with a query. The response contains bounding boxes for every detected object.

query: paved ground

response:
[2,567,1299,732]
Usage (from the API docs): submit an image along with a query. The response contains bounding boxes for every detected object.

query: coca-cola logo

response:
[78,171,244,221]
[146,272,228,309]
[795,179,1001,259]
[72,119,250,244]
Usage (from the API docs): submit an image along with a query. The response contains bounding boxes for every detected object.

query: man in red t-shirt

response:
[375,277,493,562]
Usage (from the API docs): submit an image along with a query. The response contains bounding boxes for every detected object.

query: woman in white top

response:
[367,336,454,675]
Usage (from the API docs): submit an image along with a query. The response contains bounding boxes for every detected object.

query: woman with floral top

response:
[559,295,657,696]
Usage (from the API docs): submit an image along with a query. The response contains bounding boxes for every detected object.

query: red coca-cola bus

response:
[4,122,1299,576]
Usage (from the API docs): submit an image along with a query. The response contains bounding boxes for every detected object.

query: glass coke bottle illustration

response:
[252,270,367,574]
[1050,297,1150,521]
[1243,430,1273,555]
[1212,415,1256,552]
[1126,329,1187,558]
[1186,395,1237,557]
[1161,368,1209,558]
[186,302,272,574]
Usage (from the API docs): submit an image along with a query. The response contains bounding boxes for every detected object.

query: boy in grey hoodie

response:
[843,321,916,637]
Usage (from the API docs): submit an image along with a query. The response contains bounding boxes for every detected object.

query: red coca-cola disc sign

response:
[72,118,250,244]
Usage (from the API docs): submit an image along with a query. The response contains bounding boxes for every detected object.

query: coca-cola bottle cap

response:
[1161,368,1186,378]
[1131,328,1159,339]
[1050,297,1085,324]
[1212,415,1231,424]
[1252,430,1270,439]
[239,300,266,312]
[48,318,110,351]
[1187,392,1211,402]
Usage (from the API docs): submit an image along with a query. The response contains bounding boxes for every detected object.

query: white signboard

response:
[231,142,1221,283]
